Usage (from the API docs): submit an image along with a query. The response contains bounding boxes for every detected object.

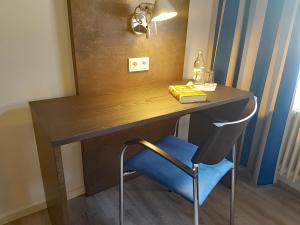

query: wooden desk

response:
[30,82,251,225]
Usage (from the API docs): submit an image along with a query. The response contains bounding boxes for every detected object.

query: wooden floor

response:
[6,175,300,225]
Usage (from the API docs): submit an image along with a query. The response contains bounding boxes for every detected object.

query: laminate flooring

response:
[6,175,300,225]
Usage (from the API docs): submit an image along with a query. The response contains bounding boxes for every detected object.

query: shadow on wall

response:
[0,0,78,221]
[0,106,45,215]
[0,105,84,220]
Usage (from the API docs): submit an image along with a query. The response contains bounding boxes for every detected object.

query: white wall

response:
[183,0,216,79]
[0,0,215,224]
[180,0,216,140]
[0,0,83,224]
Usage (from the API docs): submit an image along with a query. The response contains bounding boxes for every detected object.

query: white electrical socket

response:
[128,57,149,72]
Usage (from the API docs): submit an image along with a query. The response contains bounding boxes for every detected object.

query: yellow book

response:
[169,85,207,103]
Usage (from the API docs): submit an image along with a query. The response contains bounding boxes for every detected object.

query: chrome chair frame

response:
[120,143,236,225]
[120,96,257,225]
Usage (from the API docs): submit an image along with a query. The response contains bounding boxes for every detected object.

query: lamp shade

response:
[152,0,178,22]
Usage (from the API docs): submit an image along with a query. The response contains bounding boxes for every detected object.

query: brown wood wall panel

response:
[68,0,189,96]
[67,0,190,195]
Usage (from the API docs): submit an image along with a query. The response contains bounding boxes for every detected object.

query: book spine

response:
[169,86,181,102]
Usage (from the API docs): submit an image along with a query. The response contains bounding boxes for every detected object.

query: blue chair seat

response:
[125,135,233,205]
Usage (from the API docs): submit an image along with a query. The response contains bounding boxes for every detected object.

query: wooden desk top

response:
[30,82,251,147]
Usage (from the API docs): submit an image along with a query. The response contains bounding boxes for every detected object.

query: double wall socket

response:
[128,57,149,72]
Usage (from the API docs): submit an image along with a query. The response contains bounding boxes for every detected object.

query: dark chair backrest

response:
[191,96,258,164]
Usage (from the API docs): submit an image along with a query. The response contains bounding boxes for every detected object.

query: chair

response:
[119,96,257,225]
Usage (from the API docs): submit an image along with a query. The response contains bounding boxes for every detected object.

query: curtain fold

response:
[277,111,300,186]
[213,0,300,185]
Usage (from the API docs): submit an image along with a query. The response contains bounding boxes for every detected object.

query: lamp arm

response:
[133,3,154,38]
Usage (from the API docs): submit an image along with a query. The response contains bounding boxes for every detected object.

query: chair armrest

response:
[214,96,257,127]
[125,139,196,177]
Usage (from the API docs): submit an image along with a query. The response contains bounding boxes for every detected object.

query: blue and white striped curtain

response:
[213,0,300,185]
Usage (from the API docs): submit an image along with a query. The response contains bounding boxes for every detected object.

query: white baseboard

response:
[277,176,300,193]
[67,185,86,200]
[0,185,85,225]
[0,201,46,225]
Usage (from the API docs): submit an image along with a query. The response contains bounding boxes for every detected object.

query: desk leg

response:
[32,121,70,225]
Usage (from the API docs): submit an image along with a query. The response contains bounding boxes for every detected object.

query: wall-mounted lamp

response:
[131,0,178,38]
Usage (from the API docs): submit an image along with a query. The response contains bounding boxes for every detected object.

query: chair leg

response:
[230,145,237,225]
[120,146,128,225]
[193,164,199,225]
